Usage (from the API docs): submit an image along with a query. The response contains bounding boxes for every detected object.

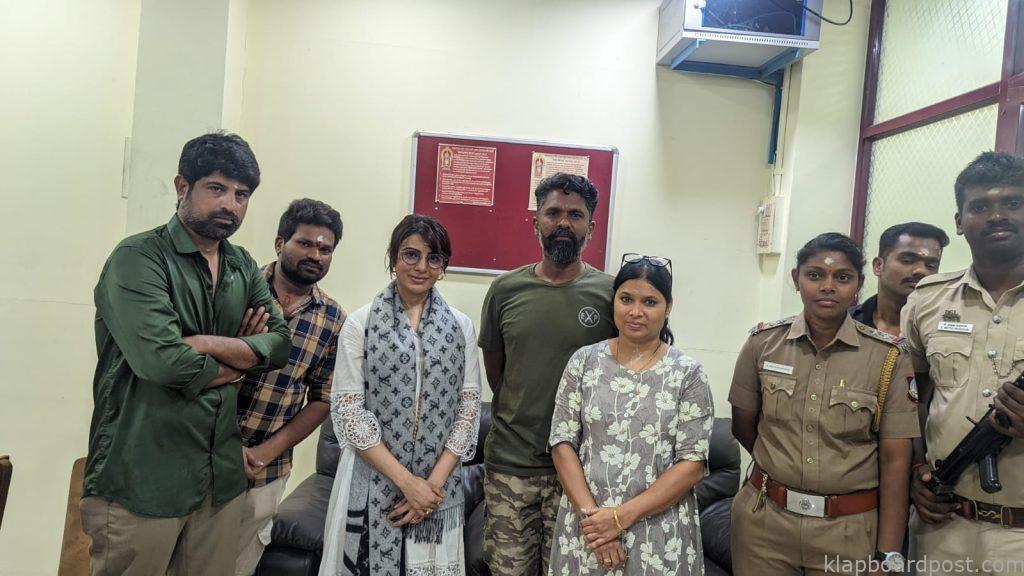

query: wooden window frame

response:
[850,0,1024,244]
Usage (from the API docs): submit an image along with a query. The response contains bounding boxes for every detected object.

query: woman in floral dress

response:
[548,254,713,575]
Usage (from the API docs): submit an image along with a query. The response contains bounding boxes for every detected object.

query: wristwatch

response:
[874,551,906,573]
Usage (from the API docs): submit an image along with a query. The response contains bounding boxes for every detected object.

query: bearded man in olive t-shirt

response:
[479,173,615,576]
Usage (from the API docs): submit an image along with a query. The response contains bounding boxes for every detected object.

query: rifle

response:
[927,374,1024,495]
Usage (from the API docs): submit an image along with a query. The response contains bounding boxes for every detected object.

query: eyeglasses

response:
[621,253,672,274]
[400,248,448,270]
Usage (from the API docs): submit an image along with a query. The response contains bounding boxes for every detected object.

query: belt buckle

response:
[785,488,826,518]
[974,502,1007,524]
[972,503,1010,528]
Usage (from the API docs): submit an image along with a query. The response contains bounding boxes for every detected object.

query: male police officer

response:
[905,152,1024,571]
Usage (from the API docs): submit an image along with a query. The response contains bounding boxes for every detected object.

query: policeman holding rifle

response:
[904,152,1024,571]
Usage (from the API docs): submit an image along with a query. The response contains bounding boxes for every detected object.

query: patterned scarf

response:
[347,282,466,576]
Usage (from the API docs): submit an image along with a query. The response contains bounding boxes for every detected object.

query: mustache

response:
[983,223,1017,235]
[546,228,576,242]
[209,211,239,225]
[299,259,322,271]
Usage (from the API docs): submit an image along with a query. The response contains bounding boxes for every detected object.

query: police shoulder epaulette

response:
[915,269,967,290]
[854,322,905,351]
[749,316,797,336]
[898,339,911,354]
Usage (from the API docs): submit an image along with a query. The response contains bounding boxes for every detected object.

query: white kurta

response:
[319,302,482,576]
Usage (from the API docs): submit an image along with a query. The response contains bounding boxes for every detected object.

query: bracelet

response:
[613,507,625,532]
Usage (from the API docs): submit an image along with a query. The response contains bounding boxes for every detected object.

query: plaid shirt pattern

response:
[237,262,345,487]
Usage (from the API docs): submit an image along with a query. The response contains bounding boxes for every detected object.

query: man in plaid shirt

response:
[235,199,346,575]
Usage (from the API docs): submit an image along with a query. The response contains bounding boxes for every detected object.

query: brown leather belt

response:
[955,495,1024,528]
[750,465,879,518]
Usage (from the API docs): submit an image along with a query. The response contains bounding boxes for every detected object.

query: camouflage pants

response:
[483,469,562,576]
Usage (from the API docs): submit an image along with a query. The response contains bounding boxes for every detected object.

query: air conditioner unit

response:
[657,0,822,74]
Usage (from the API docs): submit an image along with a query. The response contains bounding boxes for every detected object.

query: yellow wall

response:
[764,0,872,316]
[0,1,141,573]
[0,1,870,573]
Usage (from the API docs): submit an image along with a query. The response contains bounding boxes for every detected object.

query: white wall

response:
[759,0,872,317]
[0,1,873,573]
[237,0,775,485]
[0,1,141,574]
[236,0,871,490]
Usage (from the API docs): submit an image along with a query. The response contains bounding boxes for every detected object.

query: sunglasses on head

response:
[621,253,672,274]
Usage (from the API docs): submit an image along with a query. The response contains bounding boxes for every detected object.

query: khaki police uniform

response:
[729,313,919,575]
[903,268,1024,574]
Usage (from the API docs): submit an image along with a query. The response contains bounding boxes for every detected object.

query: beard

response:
[279,255,326,286]
[541,228,585,265]
[179,198,240,241]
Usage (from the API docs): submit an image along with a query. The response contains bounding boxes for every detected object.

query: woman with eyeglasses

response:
[320,214,481,576]
[548,254,713,575]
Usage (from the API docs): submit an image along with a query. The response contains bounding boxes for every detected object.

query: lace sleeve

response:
[444,389,481,461]
[331,392,382,450]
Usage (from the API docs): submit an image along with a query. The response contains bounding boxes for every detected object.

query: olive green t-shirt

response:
[479,263,615,475]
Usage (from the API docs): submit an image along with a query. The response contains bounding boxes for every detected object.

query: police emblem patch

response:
[907,376,919,404]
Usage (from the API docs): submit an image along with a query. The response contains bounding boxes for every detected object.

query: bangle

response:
[613,507,626,532]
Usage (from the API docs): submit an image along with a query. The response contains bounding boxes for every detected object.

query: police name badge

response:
[763,361,794,375]
[937,321,973,334]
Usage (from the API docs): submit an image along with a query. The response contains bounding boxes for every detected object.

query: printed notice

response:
[436,144,497,206]
[528,152,591,210]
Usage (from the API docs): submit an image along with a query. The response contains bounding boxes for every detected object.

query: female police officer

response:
[728,233,919,575]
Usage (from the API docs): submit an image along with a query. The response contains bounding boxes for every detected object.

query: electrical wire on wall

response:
[769,0,854,26]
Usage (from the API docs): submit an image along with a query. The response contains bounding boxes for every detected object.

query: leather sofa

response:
[257,404,739,575]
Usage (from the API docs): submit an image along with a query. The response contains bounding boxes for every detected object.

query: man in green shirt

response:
[81,132,291,576]
[479,173,615,576]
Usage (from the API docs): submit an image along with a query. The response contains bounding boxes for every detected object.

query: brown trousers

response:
[731,483,877,576]
[235,475,289,576]
[80,494,244,576]
[910,511,1024,575]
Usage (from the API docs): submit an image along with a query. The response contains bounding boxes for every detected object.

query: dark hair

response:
[796,232,865,279]
[534,173,599,217]
[954,151,1024,211]
[612,260,674,345]
[387,214,452,273]
[277,198,344,247]
[178,131,260,191]
[877,222,949,258]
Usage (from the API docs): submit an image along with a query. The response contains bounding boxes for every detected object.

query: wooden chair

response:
[0,454,11,531]
[58,457,90,576]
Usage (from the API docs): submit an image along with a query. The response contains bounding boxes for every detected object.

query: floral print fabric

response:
[548,341,714,576]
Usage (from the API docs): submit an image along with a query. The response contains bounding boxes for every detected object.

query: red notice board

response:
[411,132,618,275]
